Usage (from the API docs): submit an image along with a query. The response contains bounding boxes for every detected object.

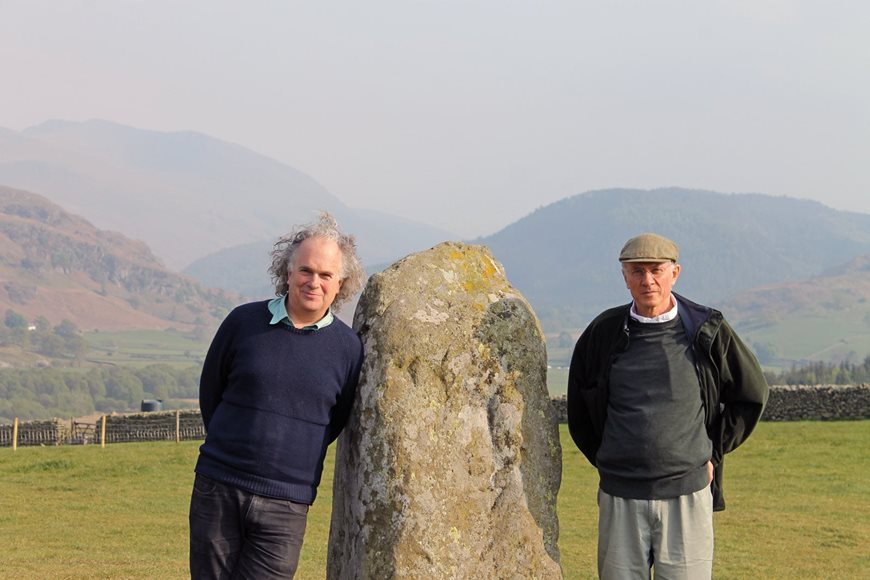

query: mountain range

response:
[475,187,870,328]
[1,119,868,365]
[0,120,453,272]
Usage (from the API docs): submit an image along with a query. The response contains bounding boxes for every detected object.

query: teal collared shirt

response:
[267,294,334,331]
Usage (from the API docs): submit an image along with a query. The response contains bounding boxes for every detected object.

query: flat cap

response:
[619,233,679,263]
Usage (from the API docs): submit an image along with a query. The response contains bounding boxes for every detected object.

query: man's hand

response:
[707,460,714,484]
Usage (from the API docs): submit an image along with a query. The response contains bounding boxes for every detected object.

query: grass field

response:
[84,329,211,369]
[738,311,870,364]
[547,366,570,397]
[1,423,867,579]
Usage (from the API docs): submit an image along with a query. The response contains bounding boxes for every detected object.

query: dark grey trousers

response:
[189,474,309,579]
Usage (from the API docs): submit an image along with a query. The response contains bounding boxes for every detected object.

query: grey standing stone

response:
[327,242,562,579]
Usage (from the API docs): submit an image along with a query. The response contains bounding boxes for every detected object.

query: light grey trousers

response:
[598,487,714,580]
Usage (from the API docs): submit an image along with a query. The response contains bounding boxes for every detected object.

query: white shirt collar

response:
[629,295,678,323]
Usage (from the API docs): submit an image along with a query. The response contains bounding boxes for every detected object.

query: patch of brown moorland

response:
[0,184,234,332]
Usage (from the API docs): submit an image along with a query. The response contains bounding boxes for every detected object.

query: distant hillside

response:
[0,120,454,271]
[720,254,870,364]
[476,188,870,331]
[184,207,455,299]
[0,185,234,332]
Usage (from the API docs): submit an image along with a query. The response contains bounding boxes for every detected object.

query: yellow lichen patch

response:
[447,249,466,262]
[448,526,462,544]
[330,240,562,579]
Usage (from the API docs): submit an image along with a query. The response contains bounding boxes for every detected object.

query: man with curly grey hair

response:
[190,212,365,578]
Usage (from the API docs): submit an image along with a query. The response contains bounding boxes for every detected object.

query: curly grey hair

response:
[268,211,366,309]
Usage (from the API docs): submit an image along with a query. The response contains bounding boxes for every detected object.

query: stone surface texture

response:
[327,242,562,579]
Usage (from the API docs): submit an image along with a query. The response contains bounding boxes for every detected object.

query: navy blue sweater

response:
[195,300,363,504]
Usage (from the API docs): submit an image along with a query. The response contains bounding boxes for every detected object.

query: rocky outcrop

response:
[328,242,562,579]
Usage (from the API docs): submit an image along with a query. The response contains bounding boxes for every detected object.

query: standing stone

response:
[327,242,562,579]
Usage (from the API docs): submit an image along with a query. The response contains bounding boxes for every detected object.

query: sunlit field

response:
[1,423,867,578]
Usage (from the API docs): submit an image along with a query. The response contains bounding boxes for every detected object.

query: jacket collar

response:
[674,292,720,344]
[619,292,718,344]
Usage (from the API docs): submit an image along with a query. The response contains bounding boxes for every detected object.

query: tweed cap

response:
[619,233,679,263]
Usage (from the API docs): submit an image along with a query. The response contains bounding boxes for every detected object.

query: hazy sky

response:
[1,1,868,237]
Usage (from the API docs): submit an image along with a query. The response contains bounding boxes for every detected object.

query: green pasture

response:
[84,329,210,369]
[547,366,569,397]
[738,310,870,364]
[1,423,867,578]
[81,329,575,397]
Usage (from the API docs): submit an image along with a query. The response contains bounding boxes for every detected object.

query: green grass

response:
[1,423,867,578]
[738,310,870,364]
[84,329,211,369]
[548,366,569,397]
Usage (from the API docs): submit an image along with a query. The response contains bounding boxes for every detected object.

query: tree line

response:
[1,309,87,360]
[0,364,200,424]
[764,354,870,386]
[0,308,205,424]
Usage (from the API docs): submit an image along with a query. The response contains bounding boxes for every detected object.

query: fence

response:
[0,410,205,449]
[3,384,869,449]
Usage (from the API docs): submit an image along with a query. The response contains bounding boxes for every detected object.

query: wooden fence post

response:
[100,416,107,448]
[12,417,18,451]
[175,410,181,443]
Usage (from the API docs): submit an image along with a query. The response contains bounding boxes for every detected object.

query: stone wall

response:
[0,410,205,447]
[100,410,205,443]
[549,384,870,423]
[762,385,870,421]
[3,385,867,448]
[0,418,69,446]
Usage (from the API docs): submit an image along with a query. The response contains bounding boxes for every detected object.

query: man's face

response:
[621,261,680,318]
[286,237,343,326]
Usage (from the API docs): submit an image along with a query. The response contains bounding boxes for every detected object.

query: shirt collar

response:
[629,294,678,324]
[267,294,334,330]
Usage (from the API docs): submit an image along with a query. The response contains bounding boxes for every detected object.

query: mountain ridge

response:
[0,184,234,332]
[719,254,870,363]
[0,119,455,271]
[474,187,870,331]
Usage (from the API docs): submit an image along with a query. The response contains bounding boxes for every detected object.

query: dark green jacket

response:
[567,293,769,511]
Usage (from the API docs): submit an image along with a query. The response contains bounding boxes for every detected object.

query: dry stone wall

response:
[0,418,68,446]
[3,386,866,448]
[0,410,205,447]
[762,385,870,421]
[550,384,870,423]
[100,410,205,443]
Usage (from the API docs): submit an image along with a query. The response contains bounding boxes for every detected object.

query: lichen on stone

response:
[328,242,563,579]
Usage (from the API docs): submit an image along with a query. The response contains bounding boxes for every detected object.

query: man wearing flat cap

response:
[567,233,768,579]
